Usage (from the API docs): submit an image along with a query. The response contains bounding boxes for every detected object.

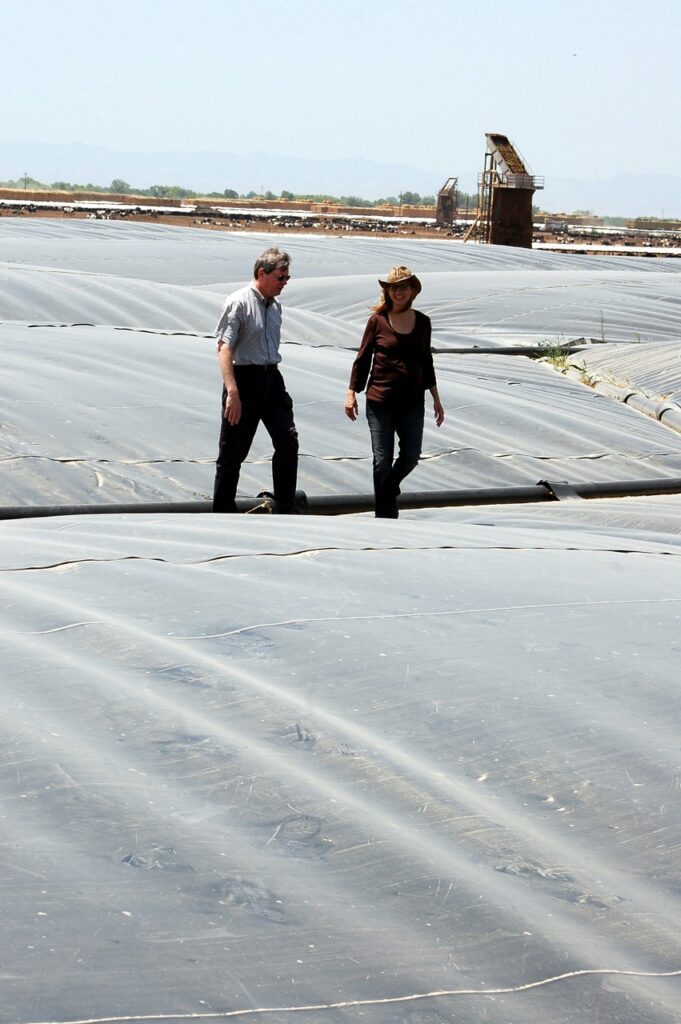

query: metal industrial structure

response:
[465,133,544,247]
[435,176,458,226]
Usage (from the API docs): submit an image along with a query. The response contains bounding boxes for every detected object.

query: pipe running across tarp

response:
[3,476,681,520]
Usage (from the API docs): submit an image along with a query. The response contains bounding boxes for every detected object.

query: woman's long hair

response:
[372,286,414,316]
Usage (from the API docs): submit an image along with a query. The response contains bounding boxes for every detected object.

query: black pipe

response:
[432,343,592,357]
[0,498,254,520]
[312,476,681,514]
[308,486,551,515]
[2,476,681,521]
[568,476,681,499]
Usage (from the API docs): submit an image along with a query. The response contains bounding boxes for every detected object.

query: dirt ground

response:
[3,205,680,253]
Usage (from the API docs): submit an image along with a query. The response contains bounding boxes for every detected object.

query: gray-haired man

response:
[212,247,299,512]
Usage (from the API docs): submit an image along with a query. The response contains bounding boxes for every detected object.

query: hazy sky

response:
[1,0,679,181]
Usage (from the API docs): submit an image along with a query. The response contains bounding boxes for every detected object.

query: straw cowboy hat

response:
[378,265,422,295]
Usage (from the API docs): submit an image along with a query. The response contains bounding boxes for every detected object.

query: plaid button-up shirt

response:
[215,283,282,365]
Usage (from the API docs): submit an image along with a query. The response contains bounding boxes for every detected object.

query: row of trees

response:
[0,176,205,201]
[247,189,483,208]
[1,175,481,209]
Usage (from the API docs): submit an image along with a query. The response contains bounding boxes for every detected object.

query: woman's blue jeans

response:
[366,399,424,518]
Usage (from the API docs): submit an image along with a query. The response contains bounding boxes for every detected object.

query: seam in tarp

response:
[3,540,680,575]
[2,321,215,338]
[1,450,677,467]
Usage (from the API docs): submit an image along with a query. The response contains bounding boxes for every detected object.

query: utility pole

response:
[23,171,29,189]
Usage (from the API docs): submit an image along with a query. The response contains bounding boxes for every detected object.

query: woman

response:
[345,265,444,518]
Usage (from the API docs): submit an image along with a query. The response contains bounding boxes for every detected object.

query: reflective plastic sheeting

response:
[3,219,681,1024]
[573,341,681,406]
[2,508,681,1023]
[4,326,681,507]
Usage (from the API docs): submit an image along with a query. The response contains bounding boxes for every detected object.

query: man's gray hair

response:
[254,247,291,278]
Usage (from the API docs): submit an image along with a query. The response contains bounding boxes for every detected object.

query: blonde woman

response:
[345,265,444,518]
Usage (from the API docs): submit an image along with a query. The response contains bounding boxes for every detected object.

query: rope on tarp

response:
[15,967,681,1023]
[3,476,681,521]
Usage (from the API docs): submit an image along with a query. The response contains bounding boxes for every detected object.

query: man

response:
[212,247,299,513]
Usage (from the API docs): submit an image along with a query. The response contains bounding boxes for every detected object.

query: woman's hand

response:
[344,389,358,421]
[433,397,445,427]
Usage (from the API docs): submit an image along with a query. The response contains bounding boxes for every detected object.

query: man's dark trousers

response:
[213,365,299,513]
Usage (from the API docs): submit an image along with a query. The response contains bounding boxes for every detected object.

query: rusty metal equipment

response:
[464,133,544,247]
[435,177,458,226]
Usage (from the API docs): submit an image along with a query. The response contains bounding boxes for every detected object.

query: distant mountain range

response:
[1,142,679,218]
[0,141,447,203]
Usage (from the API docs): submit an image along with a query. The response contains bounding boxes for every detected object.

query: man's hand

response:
[344,389,358,421]
[224,390,242,425]
[217,341,241,424]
